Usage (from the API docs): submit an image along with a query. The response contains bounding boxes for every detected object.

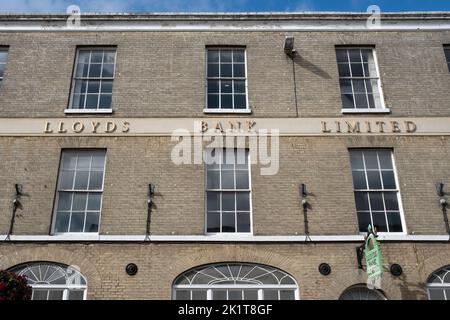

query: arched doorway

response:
[339,284,387,300]
[8,262,87,300]
[427,265,450,300]
[173,262,299,300]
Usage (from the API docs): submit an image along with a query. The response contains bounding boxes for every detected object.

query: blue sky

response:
[0,0,449,13]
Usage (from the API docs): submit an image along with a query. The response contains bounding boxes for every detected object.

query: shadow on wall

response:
[293,55,332,79]
[395,275,428,300]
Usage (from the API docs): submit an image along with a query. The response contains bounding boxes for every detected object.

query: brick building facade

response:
[0,12,450,300]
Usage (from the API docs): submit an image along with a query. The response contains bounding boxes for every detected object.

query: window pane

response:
[32,290,48,300]
[378,151,393,169]
[220,50,232,62]
[85,212,99,232]
[98,94,112,109]
[72,193,87,211]
[234,80,246,94]
[336,49,348,63]
[59,170,75,189]
[361,49,372,63]
[236,192,250,211]
[207,63,219,77]
[357,211,371,232]
[372,211,387,232]
[354,192,369,210]
[237,212,250,232]
[222,212,236,232]
[175,290,191,300]
[354,94,369,109]
[74,171,89,190]
[87,81,100,94]
[364,151,379,169]
[350,151,364,169]
[208,94,219,108]
[207,192,220,211]
[55,212,70,233]
[104,51,116,63]
[339,79,352,94]
[91,154,105,169]
[221,80,232,93]
[212,290,227,300]
[207,80,219,93]
[68,290,85,300]
[236,170,249,189]
[48,290,64,300]
[387,212,402,232]
[207,212,220,233]
[57,192,72,211]
[228,291,242,300]
[100,80,113,94]
[207,170,220,189]
[221,170,235,189]
[341,94,354,109]
[90,50,103,63]
[0,51,9,63]
[243,290,258,300]
[220,64,232,77]
[263,290,279,300]
[192,291,207,300]
[349,50,362,63]
[428,288,446,300]
[234,95,247,109]
[384,192,399,210]
[369,192,384,211]
[222,193,235,211]
[338,63,350,77]
[85,94,99,109]
[69,212,85,232]
[351,63,364,77]
[233,50,245,63]
[221,94,232,108]
[280,290,295,300]
[89,171,104,190]
[352,171,367,189]
[367,171,382,189]
[88,64,102,77]
[207,50,220,63]
[233,64,245,77]
[87,193,102,210]
[75,63,89,77]
[352,80,366,93]
[102,63,115,77]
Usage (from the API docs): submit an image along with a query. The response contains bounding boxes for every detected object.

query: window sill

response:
[203,108,252,114]
[1,234,449,242]
[341,108,391,114]
[64,109,113,114]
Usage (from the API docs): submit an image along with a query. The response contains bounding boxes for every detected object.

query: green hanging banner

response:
[364,231,384,289]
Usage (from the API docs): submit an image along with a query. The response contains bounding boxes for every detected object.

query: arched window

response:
[8,262,87,300]
[339,285,386,300]
[173,263,299,300]
[427,266,450,300]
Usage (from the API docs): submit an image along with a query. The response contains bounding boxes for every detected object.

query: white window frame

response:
[427,266,450,300]
[66,47,117,113]
[172,263,299,300]
[173,285,299,300]
[444,45,450,73]
[336,47,389,114]
[204,47,250,113]
[350,149,407,235]
[30,285,88,300]
[205,149,253,236]
[51,149,107,235]
[0,47,9,84]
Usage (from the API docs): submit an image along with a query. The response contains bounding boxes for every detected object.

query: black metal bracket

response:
[6,184,23,240]
[145,184,155,239]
